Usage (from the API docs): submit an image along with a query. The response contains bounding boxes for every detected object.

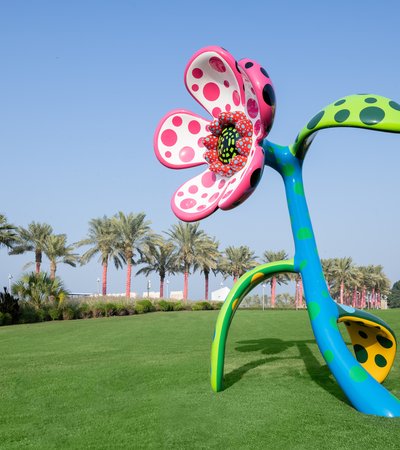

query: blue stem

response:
[261,139,400,417]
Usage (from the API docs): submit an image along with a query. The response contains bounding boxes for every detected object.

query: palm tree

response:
[78,216,123,295]
[331,257,353,304]
[166,222,207,301]
[10,222,53,273]
[195,236,220,300]
[369,265,391,309]
[12,272,68,309]
[136,238,177,298]
[219,245,258,283]
[0,214,17,250]
[321,258,336,293]
[113,211,154,298]
[42,234,80,279]
[262,250,290,308]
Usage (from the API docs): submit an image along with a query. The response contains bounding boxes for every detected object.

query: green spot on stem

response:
[322,290,329,298]
[324,350,334,363]
[308,302,320,320]
[350,365,368,382]
[297,227,313,240]
[299,260,307,270]
[330,317,338,330]
[294,182,304,195]
[282,164,295,176]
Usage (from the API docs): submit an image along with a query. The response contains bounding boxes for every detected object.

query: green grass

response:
[1,310,400,449]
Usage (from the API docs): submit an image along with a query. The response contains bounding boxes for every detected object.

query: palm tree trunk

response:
[361,287,366,309]
[160,276,164,298]
[340,281,344,304]
[352,287,357,307]
[299,279,303,308]
[50,261,56,280]
[102,263,108,296]
[35,250,42,274]
[126,262,132,298]
[204,270,209,300]
[183,271,189,301]
[270,276,276,308]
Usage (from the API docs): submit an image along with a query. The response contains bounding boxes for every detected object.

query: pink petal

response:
[154,109,209,169]
[184,46,246,119]
[238,59,276,139]
[218,144,264,210]
[171,169,228,221]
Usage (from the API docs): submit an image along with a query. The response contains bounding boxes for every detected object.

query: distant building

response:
[106,292,137,298]
[211,286,230,302]
[170,291,183,300]
[141,291,160,299]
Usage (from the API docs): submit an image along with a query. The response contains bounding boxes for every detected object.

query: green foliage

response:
[157,300,175,311]
[62,307,75,320]
[388,281,400,308]
[12,272,69,309]
[0,287,20,323]
[135,299,155,314]
[0,312,12,325]
[49,307,61,320]
[172,301,184,311]
[191,301,213,311]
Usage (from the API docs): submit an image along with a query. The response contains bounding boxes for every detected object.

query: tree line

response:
[0,213,396,307]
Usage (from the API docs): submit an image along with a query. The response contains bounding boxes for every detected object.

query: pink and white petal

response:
[238,59,276,140]
[154,109,209,169]
[184,46,245,119]
[171,169,229,222]
[218,144,264,210]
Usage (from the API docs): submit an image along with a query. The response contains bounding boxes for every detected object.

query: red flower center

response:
[202,111,253,178]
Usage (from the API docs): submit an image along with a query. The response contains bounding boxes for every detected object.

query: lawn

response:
[1,310,400,449]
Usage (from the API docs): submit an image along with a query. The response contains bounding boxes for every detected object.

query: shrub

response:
[211,302,223,310]
[0,287,20,323]
[104,302,117,316]
[36,308,50,322]
[49,307,61,320]
[115,303,128,316]
[92,303,106,318]
[78,303,92,319]
[135,299,155,314]
[0,312,12,325]
[191,301,213,311]
[157,300,174,312]
[172,301,184,311]
[62,307,75,320]
[19,304,39,323]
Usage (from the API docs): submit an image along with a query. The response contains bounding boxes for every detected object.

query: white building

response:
[211,286,230,302]
[170,291,184,300]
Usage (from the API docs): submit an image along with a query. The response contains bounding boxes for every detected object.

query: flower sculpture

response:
[154,46,400,418]
[154,46,275,221]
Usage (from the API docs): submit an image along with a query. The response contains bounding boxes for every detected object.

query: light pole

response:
[97,278,100,295]
[166,279,170,299]
[262,283,266,311]
[8,274,13,292]
[147,279,151,298]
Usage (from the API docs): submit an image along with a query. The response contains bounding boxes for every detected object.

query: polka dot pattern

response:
[238,58,275,139]
[293,94,400,160]
[339,315,397,383]
[155,110,210,169]
[171,169,227,221]
[185,47,245,119]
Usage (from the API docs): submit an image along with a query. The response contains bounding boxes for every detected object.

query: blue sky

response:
[1,0,400,299]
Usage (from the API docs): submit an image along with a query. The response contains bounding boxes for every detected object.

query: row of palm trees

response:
[321,257,391,309]
[0,213,392,306]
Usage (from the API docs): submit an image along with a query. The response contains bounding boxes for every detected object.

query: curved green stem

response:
[211,259,296,392]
